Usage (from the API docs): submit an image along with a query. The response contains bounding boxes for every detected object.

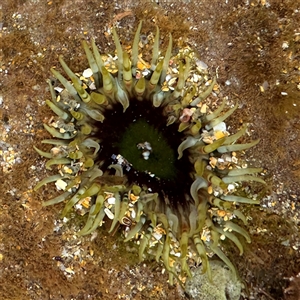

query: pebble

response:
[185,260,242,300]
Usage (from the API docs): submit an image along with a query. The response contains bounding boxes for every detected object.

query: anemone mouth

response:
[95,97,194,206]
[34,21,265,284]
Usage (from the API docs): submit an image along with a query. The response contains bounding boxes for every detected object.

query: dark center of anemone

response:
[118,119,175,178]
[94,98,193,204]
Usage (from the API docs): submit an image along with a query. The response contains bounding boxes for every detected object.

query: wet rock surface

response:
[1,0,300,299]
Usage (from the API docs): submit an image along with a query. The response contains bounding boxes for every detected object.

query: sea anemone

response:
[34,21,264,284]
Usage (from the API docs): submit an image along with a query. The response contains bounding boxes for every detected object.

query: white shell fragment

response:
[54,87,64,93]
[282,41,289,50]
[142,150,150,160]
[82,68,93,78]
[131,209,136,219]
[153,231,163,241]
[104,208,115,219]
[213,121,227,132]
[55,179,67,191]
[227,184,236,192]
[107,197,116,205]
[89,82,96,90]
[137,141,152,160]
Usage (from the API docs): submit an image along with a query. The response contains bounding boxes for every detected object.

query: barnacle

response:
[35,21,264,284]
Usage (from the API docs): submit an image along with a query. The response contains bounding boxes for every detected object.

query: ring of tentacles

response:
[34,21,265,284]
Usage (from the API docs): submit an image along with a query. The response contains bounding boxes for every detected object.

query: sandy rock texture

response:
[1,1,300,299]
